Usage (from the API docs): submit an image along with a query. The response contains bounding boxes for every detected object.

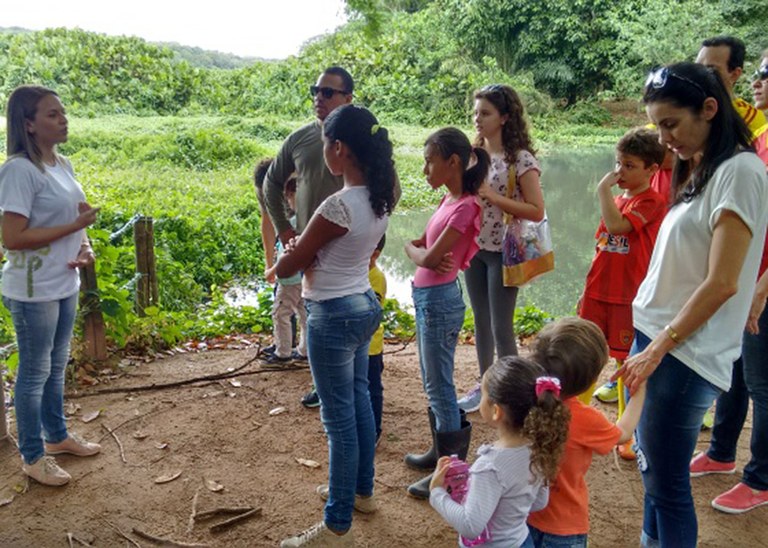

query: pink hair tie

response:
[535,376,561,398]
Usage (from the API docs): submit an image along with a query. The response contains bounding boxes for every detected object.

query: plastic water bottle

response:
[443,455,491,546]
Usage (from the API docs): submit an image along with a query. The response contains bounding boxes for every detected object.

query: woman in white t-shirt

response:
[0,86,101,486]
[616,62,768,547]
[276,105,396,548]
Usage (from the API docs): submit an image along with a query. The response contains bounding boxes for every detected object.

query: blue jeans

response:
[305,290,381,533]
[633,331,721,548]
[412,280,464,433]
[528,525,587,548]
[708,302,768,490]
[368,353,384,440]
[4,293,79,464]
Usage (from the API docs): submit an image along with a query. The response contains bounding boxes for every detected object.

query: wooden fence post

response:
[80,262,108,361]
[0,367,7,443]
[134,216,158,316]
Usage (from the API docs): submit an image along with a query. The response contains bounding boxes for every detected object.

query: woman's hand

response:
[68,245,95,269]
[75,202,100,229]
[746,291,767,335]
[429,456,452,491]
[612,344,665,393]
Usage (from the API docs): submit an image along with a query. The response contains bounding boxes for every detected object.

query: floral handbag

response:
[501,164,555,287]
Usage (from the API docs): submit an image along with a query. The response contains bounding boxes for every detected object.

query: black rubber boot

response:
[407,414,472,499]
[404,408,438,470]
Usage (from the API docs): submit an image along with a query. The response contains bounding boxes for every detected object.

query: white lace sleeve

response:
[317,194,352,229]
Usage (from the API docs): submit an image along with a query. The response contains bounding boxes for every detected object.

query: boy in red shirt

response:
[582,128,666,458]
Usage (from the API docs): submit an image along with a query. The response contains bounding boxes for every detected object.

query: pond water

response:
[380,147,616,316]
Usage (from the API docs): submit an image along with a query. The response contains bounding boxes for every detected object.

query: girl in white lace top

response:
[276,105,396,548]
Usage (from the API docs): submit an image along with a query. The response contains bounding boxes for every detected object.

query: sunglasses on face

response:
[752,66,768,82]
[645,67,706,95]
[309,85,349,99]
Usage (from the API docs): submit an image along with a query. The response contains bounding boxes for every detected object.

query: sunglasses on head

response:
[310,85,349,99]
[645,67,706,95]
[752,66,768,82]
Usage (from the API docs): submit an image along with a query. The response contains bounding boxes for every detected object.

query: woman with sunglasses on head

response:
[687,52,768,516]
[615,62,768,547]
[457,84,545,414]
[0,86,101,486]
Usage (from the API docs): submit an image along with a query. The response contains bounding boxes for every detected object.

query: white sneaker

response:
[45,432,101,457]
[458,383,482,413]
[22,456,71,486]
[280,521,353,547]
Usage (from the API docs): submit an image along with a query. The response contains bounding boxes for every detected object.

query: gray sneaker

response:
[280,521,353,547]
[317,484,377,514]
[458,383,482,413]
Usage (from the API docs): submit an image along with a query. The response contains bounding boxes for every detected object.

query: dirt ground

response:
[0,341,765,548]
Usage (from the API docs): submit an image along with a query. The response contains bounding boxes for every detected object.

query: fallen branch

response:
[66,354,292,398]
[131,528,209,547]
[67,533,93,547]
[186,487,201,534]
[209,507,262,534]
[101,423,126,464]
[101,519,140,548]
[194,506,254,521]
[383,336,415,356]
[96,403,174,443]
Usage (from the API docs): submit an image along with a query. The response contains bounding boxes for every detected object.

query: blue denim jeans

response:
[368,353,384,440]
[708,303,768,490]
[528,525,587,548]
[412,280,464,433]
[633,331,721,548]
[4,293,79,464]
[305,290,381,533]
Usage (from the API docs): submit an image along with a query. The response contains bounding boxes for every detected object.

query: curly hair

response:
[529,317,609,399]
[424,127,490,195]
[473,84,537,165]
[484,356,570,483]
[323,104,396,217]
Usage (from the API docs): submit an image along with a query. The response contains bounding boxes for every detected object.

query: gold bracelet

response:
[664,324,681,344]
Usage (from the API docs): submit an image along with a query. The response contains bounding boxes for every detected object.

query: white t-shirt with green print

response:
[0,156,86,302]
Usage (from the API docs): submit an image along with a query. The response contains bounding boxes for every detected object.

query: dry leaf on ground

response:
[269,406,286,416]
[204,479,224,492]
[154,471,182,484]
[81,410,101,423]
[295,458,321,469]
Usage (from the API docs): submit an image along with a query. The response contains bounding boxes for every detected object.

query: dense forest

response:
[2,0,766,123]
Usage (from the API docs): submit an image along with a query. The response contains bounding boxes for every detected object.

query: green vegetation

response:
[2,0,764,360]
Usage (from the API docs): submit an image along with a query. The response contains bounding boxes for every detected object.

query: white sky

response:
[3,0,349,59]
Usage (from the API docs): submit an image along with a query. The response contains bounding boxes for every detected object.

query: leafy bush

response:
[514,304,554,337]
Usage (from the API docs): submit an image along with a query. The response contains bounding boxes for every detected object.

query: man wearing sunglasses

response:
[263,66,354,249]
[696,36,768,148]
[689,43,768,515]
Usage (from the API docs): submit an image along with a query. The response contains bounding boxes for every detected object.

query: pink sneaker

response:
[45,433,101,457]
[689,452,735,477]
[712,482,768,514]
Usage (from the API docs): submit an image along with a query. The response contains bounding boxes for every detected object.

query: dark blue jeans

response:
[708,303,768,491]
[528,524,587,548]
[305,290,382,532]
[633,331,721,548]
[368,353,383,439]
